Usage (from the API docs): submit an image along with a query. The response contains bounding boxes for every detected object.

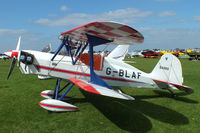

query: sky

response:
[0,0,200,53]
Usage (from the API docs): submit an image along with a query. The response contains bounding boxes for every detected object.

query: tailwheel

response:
[167,89,177,98]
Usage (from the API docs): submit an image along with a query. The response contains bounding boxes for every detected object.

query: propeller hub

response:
[4,50,18,58]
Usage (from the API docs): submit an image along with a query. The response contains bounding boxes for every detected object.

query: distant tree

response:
[143,49,150,51]
[153,49,160,51]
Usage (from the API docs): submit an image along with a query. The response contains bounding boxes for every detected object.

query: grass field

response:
[0,58,200,133]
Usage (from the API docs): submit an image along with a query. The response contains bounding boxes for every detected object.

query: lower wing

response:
[70,78,134,100]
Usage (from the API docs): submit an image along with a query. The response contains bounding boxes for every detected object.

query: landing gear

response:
[39,78,78,112]
[52,78,74,101]
[167,89,176,98]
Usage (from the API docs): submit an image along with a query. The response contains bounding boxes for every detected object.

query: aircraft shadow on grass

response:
[153,90,198,104]
[73,89,198,133]
[0,85,9,89]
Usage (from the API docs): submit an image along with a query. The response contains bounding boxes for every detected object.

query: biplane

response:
[4,21,193,112]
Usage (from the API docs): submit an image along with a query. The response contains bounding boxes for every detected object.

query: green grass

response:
[0,58,200,133]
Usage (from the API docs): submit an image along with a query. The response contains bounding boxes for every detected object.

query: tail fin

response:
[150,53,183,85]
[150,53,193,93]
[107,45,129,61]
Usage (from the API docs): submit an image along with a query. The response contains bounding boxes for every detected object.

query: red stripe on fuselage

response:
[152,79,184,87]
[35,65,138,83]
[36,65,90,77]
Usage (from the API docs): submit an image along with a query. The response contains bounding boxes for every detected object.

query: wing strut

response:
[86,34,113,89]
[51,36,88,65]
[51,33,114,89]
[69,41,88,65]
[51,37,68,61]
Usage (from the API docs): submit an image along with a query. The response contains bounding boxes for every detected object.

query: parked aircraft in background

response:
[0,54,9,60]
[187,48,200,60]
[141,50,162,58]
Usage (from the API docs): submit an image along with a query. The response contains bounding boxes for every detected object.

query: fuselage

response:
[19,50,158,89]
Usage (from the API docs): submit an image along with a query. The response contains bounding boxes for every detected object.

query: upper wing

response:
[61,21,144,45]
[70,78,134,100]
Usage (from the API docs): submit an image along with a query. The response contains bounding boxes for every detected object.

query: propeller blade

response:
[16,36,21,51]
[17,51,21,67]
[6,36,22,79]
[7,57,17,79]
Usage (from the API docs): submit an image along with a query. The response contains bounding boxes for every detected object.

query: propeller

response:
[16,36,21,51]
[4,36,21,79]
[7,57,17,79]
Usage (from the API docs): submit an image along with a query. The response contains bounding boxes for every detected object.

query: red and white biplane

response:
[4,21,193,112]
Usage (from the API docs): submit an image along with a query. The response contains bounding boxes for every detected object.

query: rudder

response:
[150,53,183,85]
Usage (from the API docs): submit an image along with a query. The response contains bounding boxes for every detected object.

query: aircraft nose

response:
[4,51,12,57]
[4,50,18,58]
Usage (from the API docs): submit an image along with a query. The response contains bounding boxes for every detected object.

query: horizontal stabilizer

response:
[153,79,193,94]
[173,84,193,94]
[70,78,134,100]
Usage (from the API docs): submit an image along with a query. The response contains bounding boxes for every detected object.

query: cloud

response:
[48,14,57,17]
[151,17,185,25]
[0,28,59,53]
[60,5,68,11]
[158,11,176,17]
[105,8,152,18]
[194,14,200,22]
[33,8,153,27]
[177,18,184,23]
[136,28,200,49]
[0,29,26,51]
[0,29,28,36]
